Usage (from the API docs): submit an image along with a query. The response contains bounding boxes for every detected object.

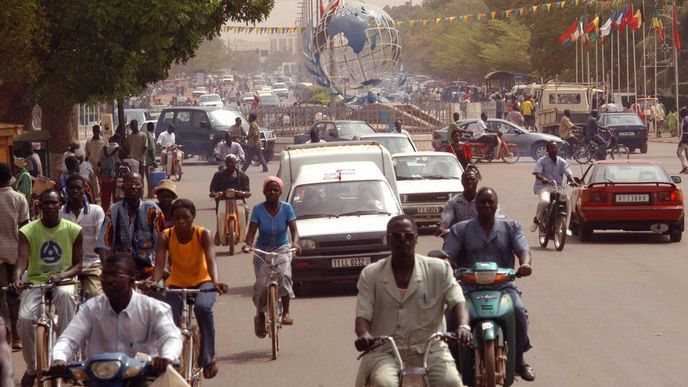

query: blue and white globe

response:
[310,1,401,93]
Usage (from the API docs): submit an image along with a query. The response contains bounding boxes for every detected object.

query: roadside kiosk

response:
[0,123,22,165]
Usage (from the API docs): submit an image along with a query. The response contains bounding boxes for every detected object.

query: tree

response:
[0,0,274,177]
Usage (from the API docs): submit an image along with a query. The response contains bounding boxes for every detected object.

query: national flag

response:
[614,6,627,30]
[621,4,634,32]
[559,17,579,44]
[572,17,584,41]
[600,16,613,39]
[653,10,666,42]
[673,1,681,50]
[631,9,643,31]
[587,15,600,41]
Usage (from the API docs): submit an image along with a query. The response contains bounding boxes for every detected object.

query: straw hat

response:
[153,179,178,198]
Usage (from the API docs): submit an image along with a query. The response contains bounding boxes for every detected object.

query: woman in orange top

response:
[148,198,228,379]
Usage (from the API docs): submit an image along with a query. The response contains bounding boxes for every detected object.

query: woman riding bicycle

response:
[243,176,301,338]
[146,198,228,380]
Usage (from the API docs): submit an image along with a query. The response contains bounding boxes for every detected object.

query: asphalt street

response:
[10,141,688,386]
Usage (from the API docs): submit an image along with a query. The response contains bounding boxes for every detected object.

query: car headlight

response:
[300,239,316,250]
[90,360,122,379]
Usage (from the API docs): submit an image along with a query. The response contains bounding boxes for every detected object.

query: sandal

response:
[254,314,266,338]
[203,361,218,379]
[281,314,294,325]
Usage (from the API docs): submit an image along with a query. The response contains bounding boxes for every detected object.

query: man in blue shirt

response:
[444,187,535,382]
[530,141,575,232]
[585,110,608,160]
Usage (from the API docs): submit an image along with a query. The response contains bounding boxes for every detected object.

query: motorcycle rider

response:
[156,124,176,168]
[214,131,245,165]
[558,109,579,157]
[469,113,499,158]
[585,110,608,160]
[443,187,535,382]
[530,141,576,233]
[209,154,250,245]
[354,215,472,387]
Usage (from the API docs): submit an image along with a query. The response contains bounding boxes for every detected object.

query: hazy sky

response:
[260,0,409,26]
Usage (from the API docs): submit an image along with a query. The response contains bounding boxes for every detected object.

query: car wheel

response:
[579,223,593,242]
[639,143,648,154]
[669,232,682,242]
[531,142,548,160]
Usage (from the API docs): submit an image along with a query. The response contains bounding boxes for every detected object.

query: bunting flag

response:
[653,9,666,42]
[673,1,681,50]
[560,17,579,44]
[222,25,304,34]
[586,15,600,41]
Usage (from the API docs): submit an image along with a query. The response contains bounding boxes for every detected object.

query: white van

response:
[277,142,401,291]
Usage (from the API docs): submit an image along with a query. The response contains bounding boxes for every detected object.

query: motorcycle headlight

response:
[122,364,144,379]
[225,189,236,198]
[90,360,122,379]
[300,239,316,250]
[475,270,497,285]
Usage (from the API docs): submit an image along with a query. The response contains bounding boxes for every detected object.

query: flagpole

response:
[576,38,579,83]
[587,41,591,83]
[611,28,615,99]
[673,1,680,121]
[655,26,658,98]
[632,26,638,104]
[617,25,622,95]
[642,0,648,99]
[626,25,630,99]
[595,40,599,85]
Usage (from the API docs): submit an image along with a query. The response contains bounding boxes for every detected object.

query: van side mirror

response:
[671,175,682,184]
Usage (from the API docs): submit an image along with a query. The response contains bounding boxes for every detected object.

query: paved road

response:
[11,142,688,386]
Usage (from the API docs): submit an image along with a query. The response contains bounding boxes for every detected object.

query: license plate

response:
[417,206,441,214]
[615,193,650,203]
[331,257,371,268]
[618,132,634,136]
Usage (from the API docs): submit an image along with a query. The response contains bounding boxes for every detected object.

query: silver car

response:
[432,118,563,160]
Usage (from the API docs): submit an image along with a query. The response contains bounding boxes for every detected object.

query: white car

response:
[392,151,464,227]
[198,94,223,107]
[272,83,289,98]
[360,133,417,155]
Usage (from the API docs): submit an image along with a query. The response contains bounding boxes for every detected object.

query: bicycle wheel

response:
[191,326,202,387]
[35,325,51,387]
[267,284,278,360]
[227,218,235,256]
[554,214,567,251]
[573,147,592,164]
[502,144,520,164]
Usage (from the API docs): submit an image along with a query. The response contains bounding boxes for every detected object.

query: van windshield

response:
[291,180,398,219]
[208,109,246,127]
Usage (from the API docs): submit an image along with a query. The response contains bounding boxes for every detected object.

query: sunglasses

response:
[389,231,416,241]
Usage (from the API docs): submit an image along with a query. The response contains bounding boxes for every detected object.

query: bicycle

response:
[152,287,219,386]
[537,181,571,251]
[574,129,630,164]
[212,189,251,255]
[5,280,77,387]
[243,246,296,360]
[356,332,459,386]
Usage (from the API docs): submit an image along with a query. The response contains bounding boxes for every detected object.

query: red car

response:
[570,160,684,242]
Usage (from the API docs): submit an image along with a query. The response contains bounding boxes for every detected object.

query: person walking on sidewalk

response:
[677,108,688,174]
[241,113,268,173]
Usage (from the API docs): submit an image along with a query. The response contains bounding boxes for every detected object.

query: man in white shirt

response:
[51,252,181,377]
[392,119,411,137]
[59,175,105,299]
[470,113,498,157]
[156,124,176,168]
[305,127,326,144]
[213,132,245,164]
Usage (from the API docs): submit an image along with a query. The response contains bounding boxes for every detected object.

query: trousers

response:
[0,263,19,340]
[241,147,267,171]
[163,281,217,368]
[677,143,688,169]
[536,186,570,229]
[79,267,102,300]
[18,285,77,372]
[355,346,463,387]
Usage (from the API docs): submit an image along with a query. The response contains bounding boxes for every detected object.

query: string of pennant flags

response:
[224,0,584,34]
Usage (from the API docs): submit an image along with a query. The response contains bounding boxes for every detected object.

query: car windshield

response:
[394,155,462,180]
[208,109,246,126]
[291,180,398,219]
[337,122,375,138]
[602,114,644,126]
[200,95,221,103]
[588,164,670,184]
[364,136,415,154]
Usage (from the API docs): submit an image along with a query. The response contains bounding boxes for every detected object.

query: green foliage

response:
[0,0,274,108]
[307,86,332,105]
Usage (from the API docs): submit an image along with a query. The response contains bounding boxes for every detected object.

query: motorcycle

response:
[163,144,184,181]
[46,352,157,387]
[212,189,250,255]
[456,262,518,387]
[537,181,570,251]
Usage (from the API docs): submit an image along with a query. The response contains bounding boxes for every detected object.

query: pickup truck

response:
[535,83,602,135]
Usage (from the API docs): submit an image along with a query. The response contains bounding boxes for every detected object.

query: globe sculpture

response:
[304,0,401,96]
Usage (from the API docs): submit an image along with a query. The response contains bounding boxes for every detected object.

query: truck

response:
[535,83,603,135]
[277,142,402,292]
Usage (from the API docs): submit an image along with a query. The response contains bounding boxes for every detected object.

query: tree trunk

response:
[0,83,34,128]
[41,105,77,180]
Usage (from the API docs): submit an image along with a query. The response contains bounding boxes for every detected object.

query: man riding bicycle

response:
[12,189,83,387]
[585,110,609,160]
[530,141,576,233]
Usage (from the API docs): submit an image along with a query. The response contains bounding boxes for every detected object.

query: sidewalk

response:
[648,132,679,144]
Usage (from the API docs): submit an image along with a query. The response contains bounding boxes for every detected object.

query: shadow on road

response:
[296,282,358,298]
[219,350,272,364]
[565,232,671,245]
[228,285,254,297]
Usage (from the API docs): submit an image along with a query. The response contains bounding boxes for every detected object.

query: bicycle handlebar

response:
[356,332,458,369]
[243,246,297,256]
[2,280,77,292]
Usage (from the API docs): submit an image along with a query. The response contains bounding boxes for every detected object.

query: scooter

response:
[213,189,250,255]
[456,262,518,387]
[164,144,184,181]
[45,352,156,387]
